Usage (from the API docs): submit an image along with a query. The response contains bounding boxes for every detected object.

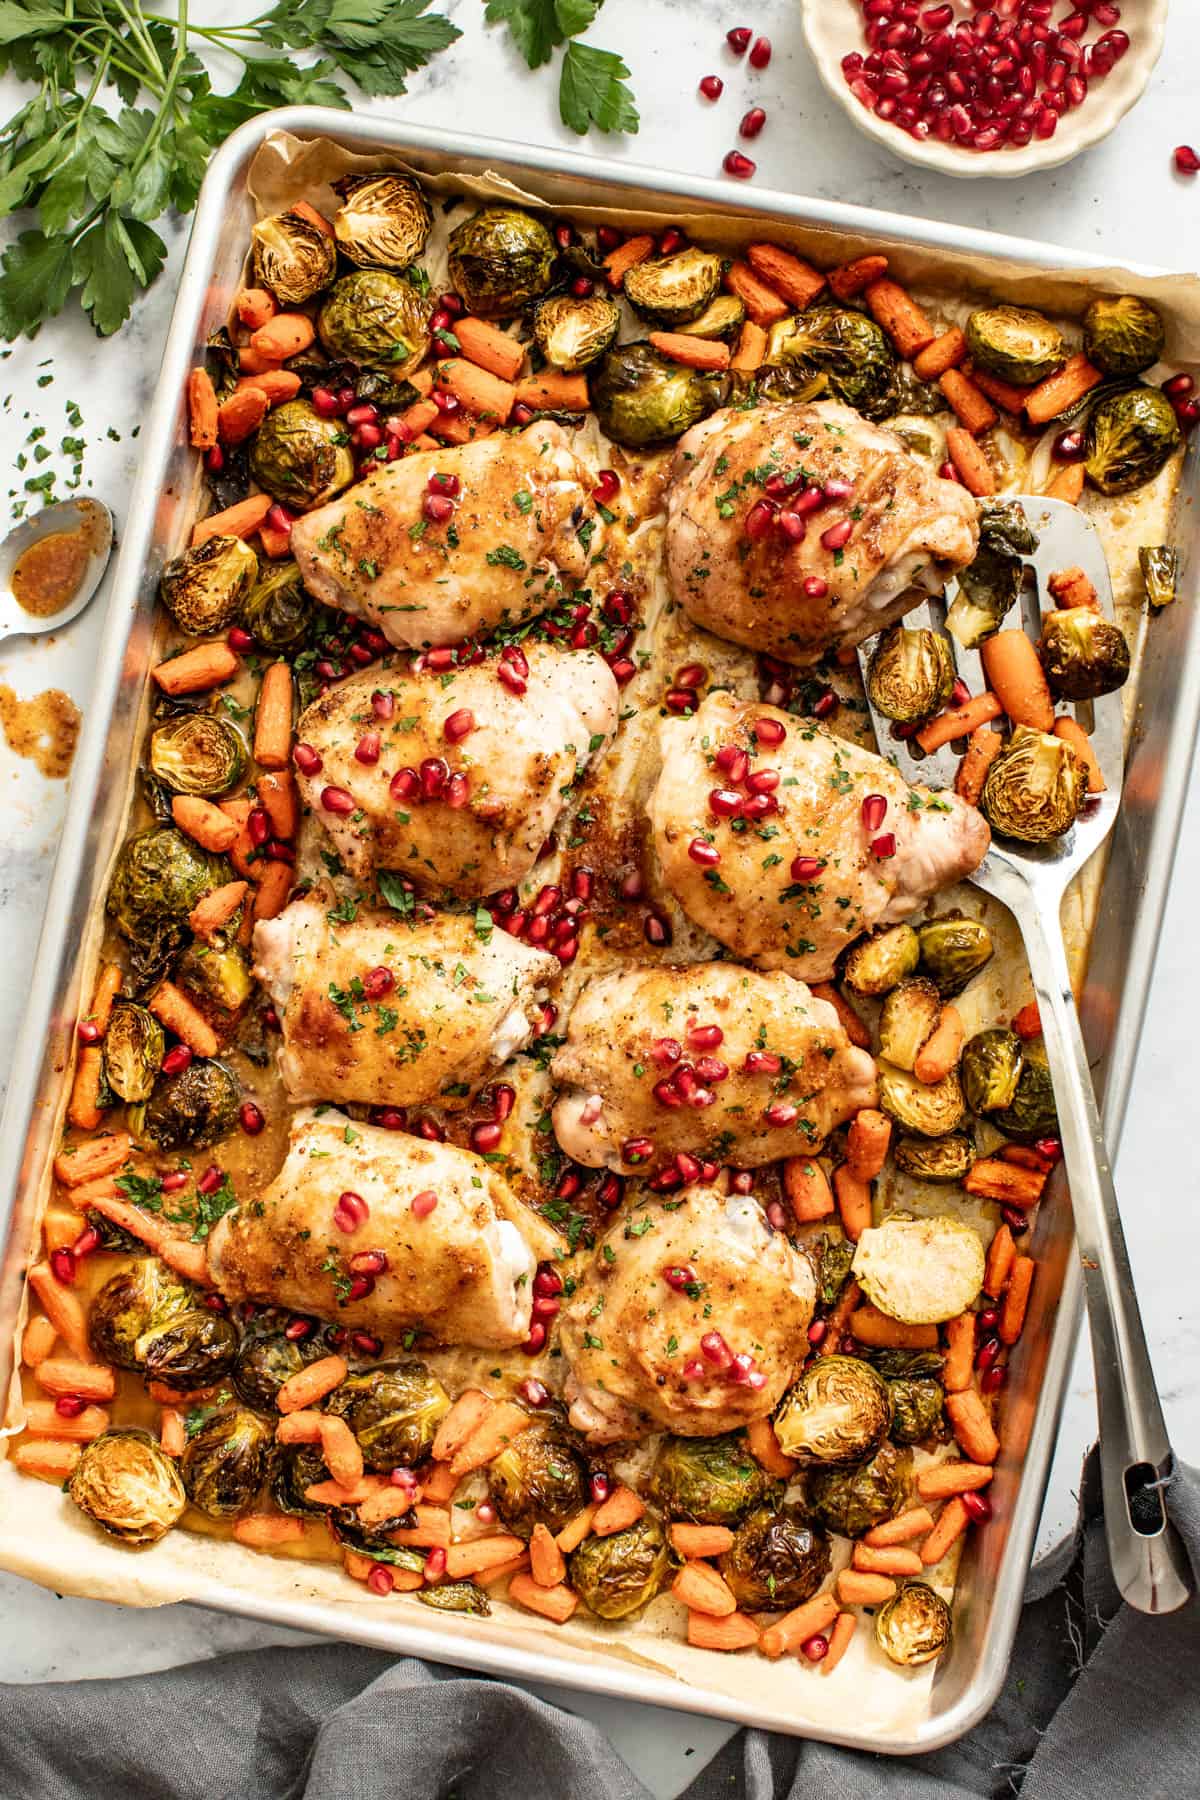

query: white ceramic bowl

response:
[801,0,1168,178]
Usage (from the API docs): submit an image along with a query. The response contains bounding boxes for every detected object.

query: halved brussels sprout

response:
[878,979,943,1073]
[332,173,432,271]
[160,535,258,636]
[946,500,1037,650]
[1139,543,1179,609]
[843,925,921,998]
[961,1027,1024,1116]
[177,940,253,1024]
[719,1505,832,1612]
[649,1433,777,1525]
[965,306,1065,386]
[325,1363,450,1472]
[447,207,555,319]
[591,342,729,448]
[853,1215,985,1324]
[319,271,433,378]
[251,208,338,306]
[249,400,357,511]
[893,1133,976,1185]
[108,827,227,953]
[1085,385,1182,497]
[623,248,722,326]
[234,1331,314,1411]
[532,293,621,373]
[68,1428,187,1545]
[817,1234,857,1309]
[867,625,955,723]
[569,1514,670,1619]
[88,1262,193,1369]
[138,1307,240,1390]
[486,1416,589,1538]
[241,560,313,653]
[685,294,746,342]
[1038,607,1131,701]
[917,913,994,997]
[181,1405,272,1517]
[981,726,1088,844]
[806,1439,910,1538]
[886,1371,945,1446]
[773,1356,892,1466]
[102,1001,165,1104]
[875,1581,952,1665]
[1083,295,1165,379]
[271,1442,329,1516]
[131,1058,240,1151]
[766,304,897,419]
[418,1581,491,1616]
[749,364,829,406]
[149,712,246,798]
[993,1034,1057,1143]
[877,1062,966,1138]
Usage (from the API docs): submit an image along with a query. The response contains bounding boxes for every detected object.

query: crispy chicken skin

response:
[291,422,600,650]
[665,400,979,666]
[551,963,876,1172]
[253,897,558,1110]
[294,644,619,897]
[207,1109,556,1348]
[560,1186,816,1441]
[648,692,990,980]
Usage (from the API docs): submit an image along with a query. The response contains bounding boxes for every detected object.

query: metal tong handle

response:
[1012,890,1192,1614]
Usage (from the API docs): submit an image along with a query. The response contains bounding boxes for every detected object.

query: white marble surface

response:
[1,1,1199,1789]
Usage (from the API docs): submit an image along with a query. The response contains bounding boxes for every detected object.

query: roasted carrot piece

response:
[810,981,871,1049]
[238,344,283,377]
[1047,565,1099,610]
[672,1561,737,1618]
[419,1459,460,1505]
[235,287,278,329]
[21,1315,57,1369]
[981,629,1055,731]
[915,690,1004,754]
[592,1484,646,1536]
[687,1610,760,1651]
[999,1255,1036,1345]
[257,522,292,560]
[723,260,790,327]
[921,1496,970,1566]
[58,1174,117,1212]
[946,1390,1000,1465]
[745,1415,797,1479]
[669,1523,736,1559]
[148,980,219,1059]
[306,1476,385,1507]
[67,1047,106,1132]
[1025,352,1103,427]
[508,1572,578,1622]
[357,1485,429,1527]
[864,1506,936,1548]
[435,358,515,422]
[984,1222,1017,1297]
[647,330,731,372]
[427,410,493,446]
[191,494,273,547]
[967,1159,1047,1208]
[24,1399,109,1442]
[320,1415,364,1489]
[1045,462,1086,504]
[759,1592,840,1658]
[233,1514,306,1549]
[80,1191,165,1253]
[159,1237,210,1285]
[476,1552,531,1587]
[43,1211,82,1255]
[253,661,294,772]
[1054,716,1105,793]
[555,1504,598,1553]
[187,368,219,450]
[448,1401,535,1478]
[160,1407,186,1457]
[53,1134,131,1189]
[12,1439,81,1482]
[454,316,526,384]
[942,1313,976,1393]
[827,254,888,300]
[277,1354,348,1414]
[821,1610,857,1674]
[274,1410,325,1446]
[849,1306,938,1351]
[1001,1144,1050,1172]
[782,1156,834,1224]
[852,1543,923,1577]
[218,387,270,446]
[530,1522,567,1587]
[513,371,589,412]
[250,312,316,360]
[218,798,259,883]
[745,243,826,308]
[152,642,240,697]
[291,199,334,237]
[845,1109,891,1182]
[189,880,249,941]
[730,319,767,372]
[396,398,440,440]
[171,794,240,855]
[602,234,655,288]
[256,769,298,841]
[916,1461,994,1499]
[236,368,303,407]
[836,1569,896,1607]
[946,425,997,497]
[863,277,936,358]
[955,725,1002,805]
[35,1360,116,1403]
[913,1004,964,1085]
[433,1390,492,1462]
[445,1534,526,1579]
[833,1164,872,1243]
[969,366,1036,415]
[913,328,967,382]
[940,368,998,434]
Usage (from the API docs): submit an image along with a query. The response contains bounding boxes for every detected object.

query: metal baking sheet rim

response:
[0,105,1194,1754]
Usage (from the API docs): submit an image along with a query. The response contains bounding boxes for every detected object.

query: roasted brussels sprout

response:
[532,293,621,373]
[893,1133,976,1184]
[329,1506,428,1567]
[318,271,434,378]
[766,304,897,419]
[591,342,729,448]
[241,560,313,653]
[332,173,432,270]
[685,294,747,342]
[181,1405,272,1517]
[773,1357,892,1466]
[569,1514,671,1619]
[917,913,994,997]
[176,939,253,1023]
[159,535,258,637]
[1083,295,1165,378]
[325,1363,450,1472]
[251,207,338,305]
[1140,543,1179,610]
[877,1062,966,1138]
[875,1582,952,1665]
[149,712,246,798]
[649,1433,777,1525]
[131,1057,240,1151]
[1038,607,1131,701]
[249,400,356,511]
[853,1215,985,1324]
[85,1208,150,1254]
[946,500,1036,650]
[748,364,829,406]
[965,306,1065,386]
[447,207,555,318]
[981,726,1088,844]
[867,625,954,723]
[102,1001,165,1104]
[139,1307,240,1390]
[806,1440,911,1538]
[961,1027,1024,1116]
[817,1234,857,1309]
[1085,385,1182,496]
[719,1505,832,1612]
[69,1429,187,1545]
[271,1442,329,1516]
[418,1581,491,1616]
[623,248,723,326]
[878,979,943,1074]
[886,1371,945,1445]
[843,925,921,998]
[993,1035,1057,1143]
[108,828,228,978]
[486,1417,588,1538]
[234,1331,314,1411]
[88,1262,192,1369]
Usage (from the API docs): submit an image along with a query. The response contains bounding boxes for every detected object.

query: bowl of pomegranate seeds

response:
[801,0,1167,177]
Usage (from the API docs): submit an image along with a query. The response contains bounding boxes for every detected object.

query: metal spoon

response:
[0,498,114,642]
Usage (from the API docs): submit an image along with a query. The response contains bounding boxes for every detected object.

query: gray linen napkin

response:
[0,1449,1194,1800]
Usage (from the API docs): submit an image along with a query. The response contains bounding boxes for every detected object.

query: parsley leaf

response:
[559,42,638,135]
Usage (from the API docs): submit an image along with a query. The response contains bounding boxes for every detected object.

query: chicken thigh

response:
[665,400,978,666]
[560,1185,815,1442]
[648,691,990,980]
[207,1109,557,1349]
[295,643,619,897]
[253,897,558,1110]
[291,422,600,650]
[551,963,875,1173]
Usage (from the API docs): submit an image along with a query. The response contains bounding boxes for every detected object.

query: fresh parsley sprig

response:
[482,0,638,137]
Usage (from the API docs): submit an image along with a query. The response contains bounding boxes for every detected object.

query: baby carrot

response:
[745,1415,797,1479]
[236,368,302,407]
[916,1461,994,1499]
[420,1460,460,1506]
[250,312,315,360]
[602,234,655,288]
[187,368,218,450]
[945,426,996,497]
[851,1543,923,1577]
[171,794,240,855]
[253,662,294,771]
[863,277,936,358]
[913,328,967,382]
[759,1591,840,1659]
[669,1524,736,1559]
[913,1004,963,1085]
[27,1265,88,1358]
[320,1415,364,1489]
[88,964,123,1033]
[849,1306,938,1351]
[235,288,278,329]
[476,1553,530,1588]
[821,1610,857,1674]
[969,366,1036,415]
[35,1360,116,1403]
[148,980,219,1060]
[24,1399,109,1442]
[159,1238,210,1285]
[723,260,789,327]
[67,1047,106,1132]
[160,1407,186,1458]
[730,319,767,372]
[836,1570,896,1607]
[999,1255,1036,1345]
[233,1514,305,1549]
[445,1534,526,1580]
[1054,716,1105,793]
[291,200,334,237]
[827,253,888,300]
[432,1390,491,1461]
[512,371,589,412]
[592,1485,646,1536]
[1047,566,1099,610]
[152,642,239,697]
[21,1316,57,1368]
[968,1159,1047,1208]
[435,357,515,423]
[189,880,248,942]
[217,387,269,446]
[448,1401,535,1478]
[1025,352,1103,427]
[277,1354,348,1414]
[52,1134,131,1188]
[820,1279,861,1356]
[980,630,1054,731]
[686,1610,760,1652]
[11,1440,81,1482]
[864,1507,936,1548]
[920,1496,970,1566]
[810,981,871,1049]
[530,1522,567,1587]
[745,243,826,308]
[955,725,1002,805]
[508,1572,578,1623]
[983,1222,1017,1297]
[945,1390,1000,1466]
[672,1561,737,1618]
[845,1109,891,1182]
[833,1164,872,1243]
[782,1156,834,1224]
[915,690,1004,755]
[939,368,998,435]
[274,1410,324,1446]
[647,331,731,372]
[191,494,273,547]
[256,769,298,840]
[555,1505,598,1554]
[942,1314,976,1393]
[1045,463,1086,505]
[453,316,526,384]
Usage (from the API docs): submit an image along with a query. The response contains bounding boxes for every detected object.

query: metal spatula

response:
[856,496,1191,1615]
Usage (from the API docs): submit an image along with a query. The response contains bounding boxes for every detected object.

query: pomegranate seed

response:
[861,793,888,832]
[610,657,638,686]
[471,1121,503,1153]
[651,1037,683,1066]
[1002,1204,1030,1232]
[744,497,776,538]
[740,107,767,139]
[521,1321,547,1355]
[227,625,255,653]
[1176,144,1200,175]
[682,1358,707,1381]
[644,910,672,946]
[160,1041,194,1078]
[708,787,744,819]
[511,401,534,426]
[362,966,395,1002]
[352,730,381,767]
[1175,398,1200,430]
[699,74,724,99]
[346,1274,375,1303]
[622,1137,654,1165]
[687,1022,724,1050]
[803,576,829,600]
[1035,1136,1063,1165]
[765,1101,799,1127]
[820,518,853,551]
[321,786,356,816]
[424,1547,448,1580]
[293,742,322,775]
[533,1265,564,1299]
[801,1635,829,1663]
[372,1106,407,1131]
[746,768,779,795]
[349,1250,388,1277]
[1052,428,1085,462]
[284,1316,315,1342]
[72,1225,100,1260]
[744,1050,782,1076]
[76,1018,103,1045]
[871,833,897,859]
[443,707,476,743]
[1163,373,1195,401]
[161,1170,189,1192]
[239,1101,265,1135]
[700,1330,733,1369]
[419,757,449,799]
[197,1165,223,1197]
[751,716,785,748]
[977,1335,1002,1373]
[688,837,721,866]
[723,150,756,179]
[55,1394,87,1419]
[663,1264,698,1292]
[807,1319,828,1346]
[410,1189,438,1219]
[726,26,751,53]
[596,1172,624,1212]
[50,1248,76,1285]
[748,34,772,67]
[205,444,224,471]
[790,855,825,882]
[333,1190,369,1233]
[981,1364,1007,1394]
[962,1489,993,1524]
[423,492,455,524]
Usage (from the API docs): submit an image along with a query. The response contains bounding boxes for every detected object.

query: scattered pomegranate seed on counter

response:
[1175,145,1200,174]
[722,149,756,179]
[726,26,751,54]
[748,34,772,69]
[699,74,724,99]
[739,104,768,138]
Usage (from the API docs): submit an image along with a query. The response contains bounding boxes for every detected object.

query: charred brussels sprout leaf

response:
[325,1364,450,1472]
[486,1417,589,1537]
[878,979,943,1074]
[623,248,722,326]
[176,941,253,1024]
[241,560,313,653]
[917,912,994,998]
[252,208,338,306]
[332,173,432,271]
[946,501,1035,650]
[649,1433,776,1525]
[132,1058,240,1151]
[853,1215,985,1324]
[773,1356,892,1466]
[719,1505,832,1612]
[875,1581,952,1665]
[591,342,729,448]
[249,401,356,511]
[867,625,955,723]
[234,1331,315,1411]
[1038,606,1131,701]
[1083,295,1165,379]
[993,1035,1057,1143]
[102,1002,165,1104]
[965,306,1065,386]
[685,294,747,342]
[148,712,246,798]
[766,305,897,419]
[107,827,230,986]
[1085,386,1181,497]
[843,925,920,998]
[806,1439,911,1538]
[817,1234,857,1309]
[88,1263,193,1369]
[877,1062,966,1138]
[160,535,258,636]
[447,208,555,318]
[318,271,434,378]
[981,725,1088,844]
[532,294,621,373]
[69,1429,187,1545]
[271,1442,330,1516]
[181,1405,271,1517]
[961,1027,1024,1115]
[138,1307,239,1390]
[746,365,829,406]
[893,1134,976,1184]
[418,1581,491,1616]
[1139,544,1179,609]
[887,1375,945,1445]
[569,1514,670,1619]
